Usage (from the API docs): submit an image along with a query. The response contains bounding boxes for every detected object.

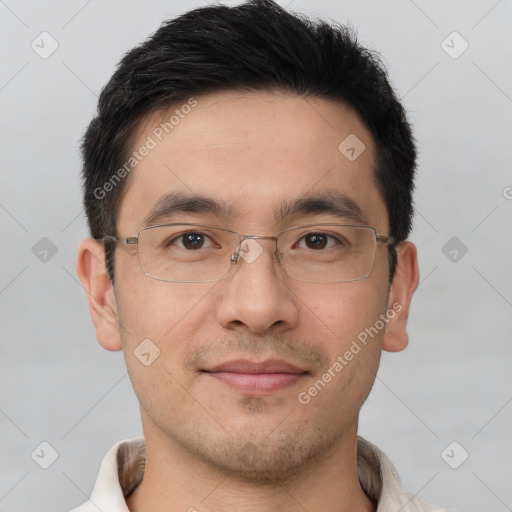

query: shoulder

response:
[357,436,458,512]
[66,438,145,512]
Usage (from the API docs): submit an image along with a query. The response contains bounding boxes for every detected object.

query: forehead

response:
[117,90,387,233]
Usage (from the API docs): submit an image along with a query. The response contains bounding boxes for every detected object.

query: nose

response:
[214,238,299,335]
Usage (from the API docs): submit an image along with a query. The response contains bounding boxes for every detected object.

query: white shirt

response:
[70,437,454,512]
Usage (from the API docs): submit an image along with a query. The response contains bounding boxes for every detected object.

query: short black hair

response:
[81,0,416,283]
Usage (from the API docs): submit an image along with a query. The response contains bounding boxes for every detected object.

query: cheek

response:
[114,248,218,343]
[116,279,217,414]
[299,341,381,432]
[294,284,386,422]
[294,279,389,347]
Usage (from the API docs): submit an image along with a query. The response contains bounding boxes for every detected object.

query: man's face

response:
[112,91,394,480]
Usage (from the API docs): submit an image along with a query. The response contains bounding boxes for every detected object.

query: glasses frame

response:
[99,222,397,284]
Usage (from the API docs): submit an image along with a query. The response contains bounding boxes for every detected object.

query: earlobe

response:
[381,241,419,353]
[76,238,123,351]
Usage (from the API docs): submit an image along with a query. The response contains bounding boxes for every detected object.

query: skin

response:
[77,90,419,512]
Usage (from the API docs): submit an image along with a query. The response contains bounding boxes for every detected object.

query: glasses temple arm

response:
[97,235,139,245]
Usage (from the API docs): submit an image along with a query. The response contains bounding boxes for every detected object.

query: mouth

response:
[202,359,309,394]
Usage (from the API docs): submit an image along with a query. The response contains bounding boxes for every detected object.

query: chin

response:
[184,426,336,484]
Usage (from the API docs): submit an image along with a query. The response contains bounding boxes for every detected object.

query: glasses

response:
[99,223,396,283]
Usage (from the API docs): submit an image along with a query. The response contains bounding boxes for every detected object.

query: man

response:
[73,1,452,510]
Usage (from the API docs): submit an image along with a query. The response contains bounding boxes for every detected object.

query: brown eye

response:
[304,233,328,249]
[179,232,206,250]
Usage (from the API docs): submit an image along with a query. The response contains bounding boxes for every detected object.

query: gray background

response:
[1,1,511,511]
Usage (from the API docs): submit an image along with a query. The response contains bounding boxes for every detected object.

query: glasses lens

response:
[277,225,377,283]
[137,224,237,282]
[135,223,377,283]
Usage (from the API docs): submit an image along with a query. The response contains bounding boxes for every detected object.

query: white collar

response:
[71,436,450,512]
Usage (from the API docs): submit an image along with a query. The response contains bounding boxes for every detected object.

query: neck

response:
[126,421,376,512]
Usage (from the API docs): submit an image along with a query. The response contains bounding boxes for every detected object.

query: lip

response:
[203,359,308,394]
[206,359,305,374]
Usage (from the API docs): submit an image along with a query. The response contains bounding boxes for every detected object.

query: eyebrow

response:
[143,192,239,226]
[142,190,367,227]
[276,190,367,225]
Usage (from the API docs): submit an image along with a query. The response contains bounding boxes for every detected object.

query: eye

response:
[171,232,213,250]
[297,232,341,250]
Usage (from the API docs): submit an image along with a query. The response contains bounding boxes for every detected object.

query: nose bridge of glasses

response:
[232,234,281,265]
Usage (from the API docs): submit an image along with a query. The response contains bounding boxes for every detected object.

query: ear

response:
[76,238,122,351]
[381,241,419,353]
